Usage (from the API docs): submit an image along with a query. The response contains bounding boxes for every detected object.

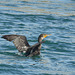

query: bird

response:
[1,34,51,57]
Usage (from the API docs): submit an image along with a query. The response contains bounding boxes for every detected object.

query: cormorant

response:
[1,34,51,57]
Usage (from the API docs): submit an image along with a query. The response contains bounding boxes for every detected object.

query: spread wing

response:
[25,41,45,56]
[1,35,30,52]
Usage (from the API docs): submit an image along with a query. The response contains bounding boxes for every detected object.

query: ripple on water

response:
[0,0,75,75]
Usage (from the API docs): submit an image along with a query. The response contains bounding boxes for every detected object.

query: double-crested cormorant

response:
[1,34,51,57]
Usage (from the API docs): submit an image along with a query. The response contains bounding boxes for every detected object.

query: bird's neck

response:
[38,39,42,50]
[38,37,43,43]
[38,37,43,50]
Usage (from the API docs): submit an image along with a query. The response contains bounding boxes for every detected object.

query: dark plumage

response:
[1,34,51,57]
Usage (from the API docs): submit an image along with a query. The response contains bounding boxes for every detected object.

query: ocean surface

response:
[0,0,75,75]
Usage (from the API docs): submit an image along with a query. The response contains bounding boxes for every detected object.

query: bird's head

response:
[38,34,51,42]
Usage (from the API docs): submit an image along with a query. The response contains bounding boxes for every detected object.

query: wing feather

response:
[2,35,30,52]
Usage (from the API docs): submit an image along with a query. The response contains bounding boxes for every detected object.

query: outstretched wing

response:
[25,41,45,56]
[1,35,30,52]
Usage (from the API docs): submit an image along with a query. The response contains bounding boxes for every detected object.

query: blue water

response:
[0,0,75,75]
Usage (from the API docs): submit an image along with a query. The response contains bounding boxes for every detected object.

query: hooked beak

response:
[44,34,51,38]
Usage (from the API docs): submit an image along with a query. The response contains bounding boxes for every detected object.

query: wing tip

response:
[1,35,6,39]
[1,35,10,41]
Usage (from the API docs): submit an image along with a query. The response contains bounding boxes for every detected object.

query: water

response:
[0,0,75,75]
